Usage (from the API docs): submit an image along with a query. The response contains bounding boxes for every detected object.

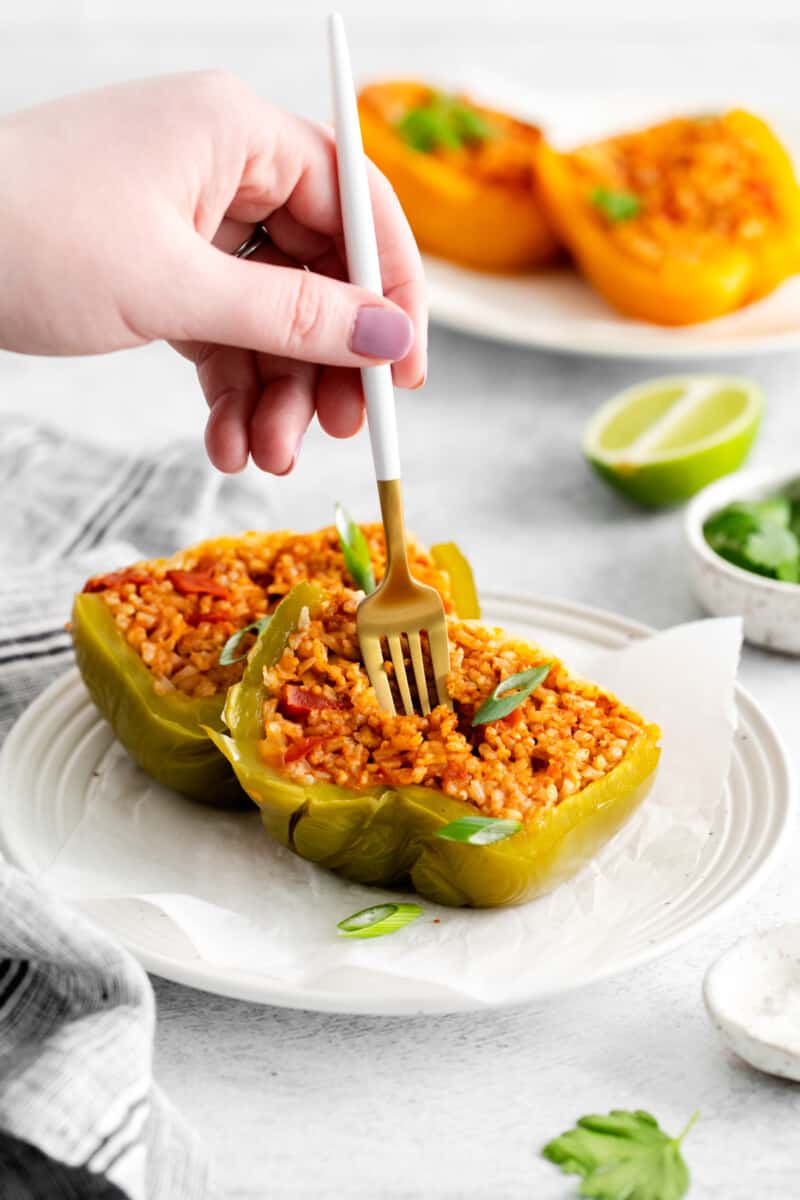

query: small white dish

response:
[704,924,800,1082]
[686,466,800,654]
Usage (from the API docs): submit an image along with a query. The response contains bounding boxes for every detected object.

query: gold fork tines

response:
[357,479,451,717]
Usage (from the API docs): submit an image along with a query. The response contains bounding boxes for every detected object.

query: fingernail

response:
[350,306,414,361]
[276,448,299,477]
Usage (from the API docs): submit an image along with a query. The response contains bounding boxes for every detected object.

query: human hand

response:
[0,72,426,473]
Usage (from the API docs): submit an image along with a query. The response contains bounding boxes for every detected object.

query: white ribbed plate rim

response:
[0,590,793,1015]
[425,257,800,361]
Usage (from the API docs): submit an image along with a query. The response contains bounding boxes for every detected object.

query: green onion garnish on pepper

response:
[397,95,492,154]
[472,663,552,726]
[436,816,522,845]
[336,902,422,939]
[219,616,272,666]
[590,187,642,222]
[335,502,376,594]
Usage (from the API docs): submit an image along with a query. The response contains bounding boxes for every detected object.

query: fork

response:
[328,13,451,717]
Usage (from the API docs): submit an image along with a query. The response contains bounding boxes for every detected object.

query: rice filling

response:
[260,589,648,822]
[82,526,454,699]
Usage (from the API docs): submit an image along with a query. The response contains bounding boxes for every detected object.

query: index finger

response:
[226,100,427,390]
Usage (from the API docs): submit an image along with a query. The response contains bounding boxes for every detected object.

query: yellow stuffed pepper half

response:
[536,110,800,325]
[72,525,478,807]
[209,582,661,908]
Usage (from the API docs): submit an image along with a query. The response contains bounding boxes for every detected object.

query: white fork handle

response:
[328,12,401,482]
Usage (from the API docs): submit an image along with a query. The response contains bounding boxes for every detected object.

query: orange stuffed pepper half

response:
[358,79,559,272]
[537,110,800,324]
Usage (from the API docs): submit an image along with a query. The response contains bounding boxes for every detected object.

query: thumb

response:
[171,239,415,366]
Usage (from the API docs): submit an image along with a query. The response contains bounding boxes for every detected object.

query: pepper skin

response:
[208,584,661,908]
[72,592,245,806]
[536,110,800,325]
[358,80,559,272]
[430,543,480,619]
[71,537,479,807]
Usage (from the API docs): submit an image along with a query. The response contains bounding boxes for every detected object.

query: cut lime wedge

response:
[583,375,764,506]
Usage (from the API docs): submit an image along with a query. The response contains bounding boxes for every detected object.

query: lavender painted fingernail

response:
[276,448,299,477]
[350,307,414,361]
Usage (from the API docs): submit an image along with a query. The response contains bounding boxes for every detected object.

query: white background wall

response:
[2,0,800,120]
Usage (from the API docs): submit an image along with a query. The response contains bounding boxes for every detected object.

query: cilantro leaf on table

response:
[542,1109,698,1200]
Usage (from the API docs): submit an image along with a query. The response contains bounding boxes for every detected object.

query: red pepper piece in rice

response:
[167,570,231,599]
[279,684,347,722]
[284,735,326,764]
[83,570,153,593]
[183,609,234,627]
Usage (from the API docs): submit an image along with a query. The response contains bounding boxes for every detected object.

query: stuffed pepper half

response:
[72,525,477,806]
[537,110,800,324]
[209,583,661,907]
[358,80,559,271]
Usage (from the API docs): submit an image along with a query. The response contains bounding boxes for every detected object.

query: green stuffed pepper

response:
[71,526,478,807]
[208,582,661,908]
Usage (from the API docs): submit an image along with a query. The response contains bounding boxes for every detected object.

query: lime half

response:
[583,375,764,507]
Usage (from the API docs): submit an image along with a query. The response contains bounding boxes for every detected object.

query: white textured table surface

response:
[3,4,800,1197]
[4,332,800,1199]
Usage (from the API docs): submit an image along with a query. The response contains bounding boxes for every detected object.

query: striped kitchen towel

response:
[0,415,269,1200]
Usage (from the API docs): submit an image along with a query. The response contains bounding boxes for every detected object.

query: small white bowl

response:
[686,466,800,654]
[704,924,800,1082]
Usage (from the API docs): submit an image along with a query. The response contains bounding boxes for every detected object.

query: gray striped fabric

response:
[0,415,267,1199]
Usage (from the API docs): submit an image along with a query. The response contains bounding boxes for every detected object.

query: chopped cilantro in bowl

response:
[703,494,800,583]
[688,468,800,653]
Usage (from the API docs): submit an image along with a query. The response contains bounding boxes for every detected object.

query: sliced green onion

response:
[397,95,493,154]
[398,104,460,153]
[472,663,552,726]
[218,616,271,666]
[450,103,493,145]
[436,815,522,845]
[336,902,422,939]
[335,502,376,594]
[590,187,642,222]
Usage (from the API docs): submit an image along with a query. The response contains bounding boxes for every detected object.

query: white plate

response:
[424,96,800,359]
[426,258,800,359]
[0,592,792,1014]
